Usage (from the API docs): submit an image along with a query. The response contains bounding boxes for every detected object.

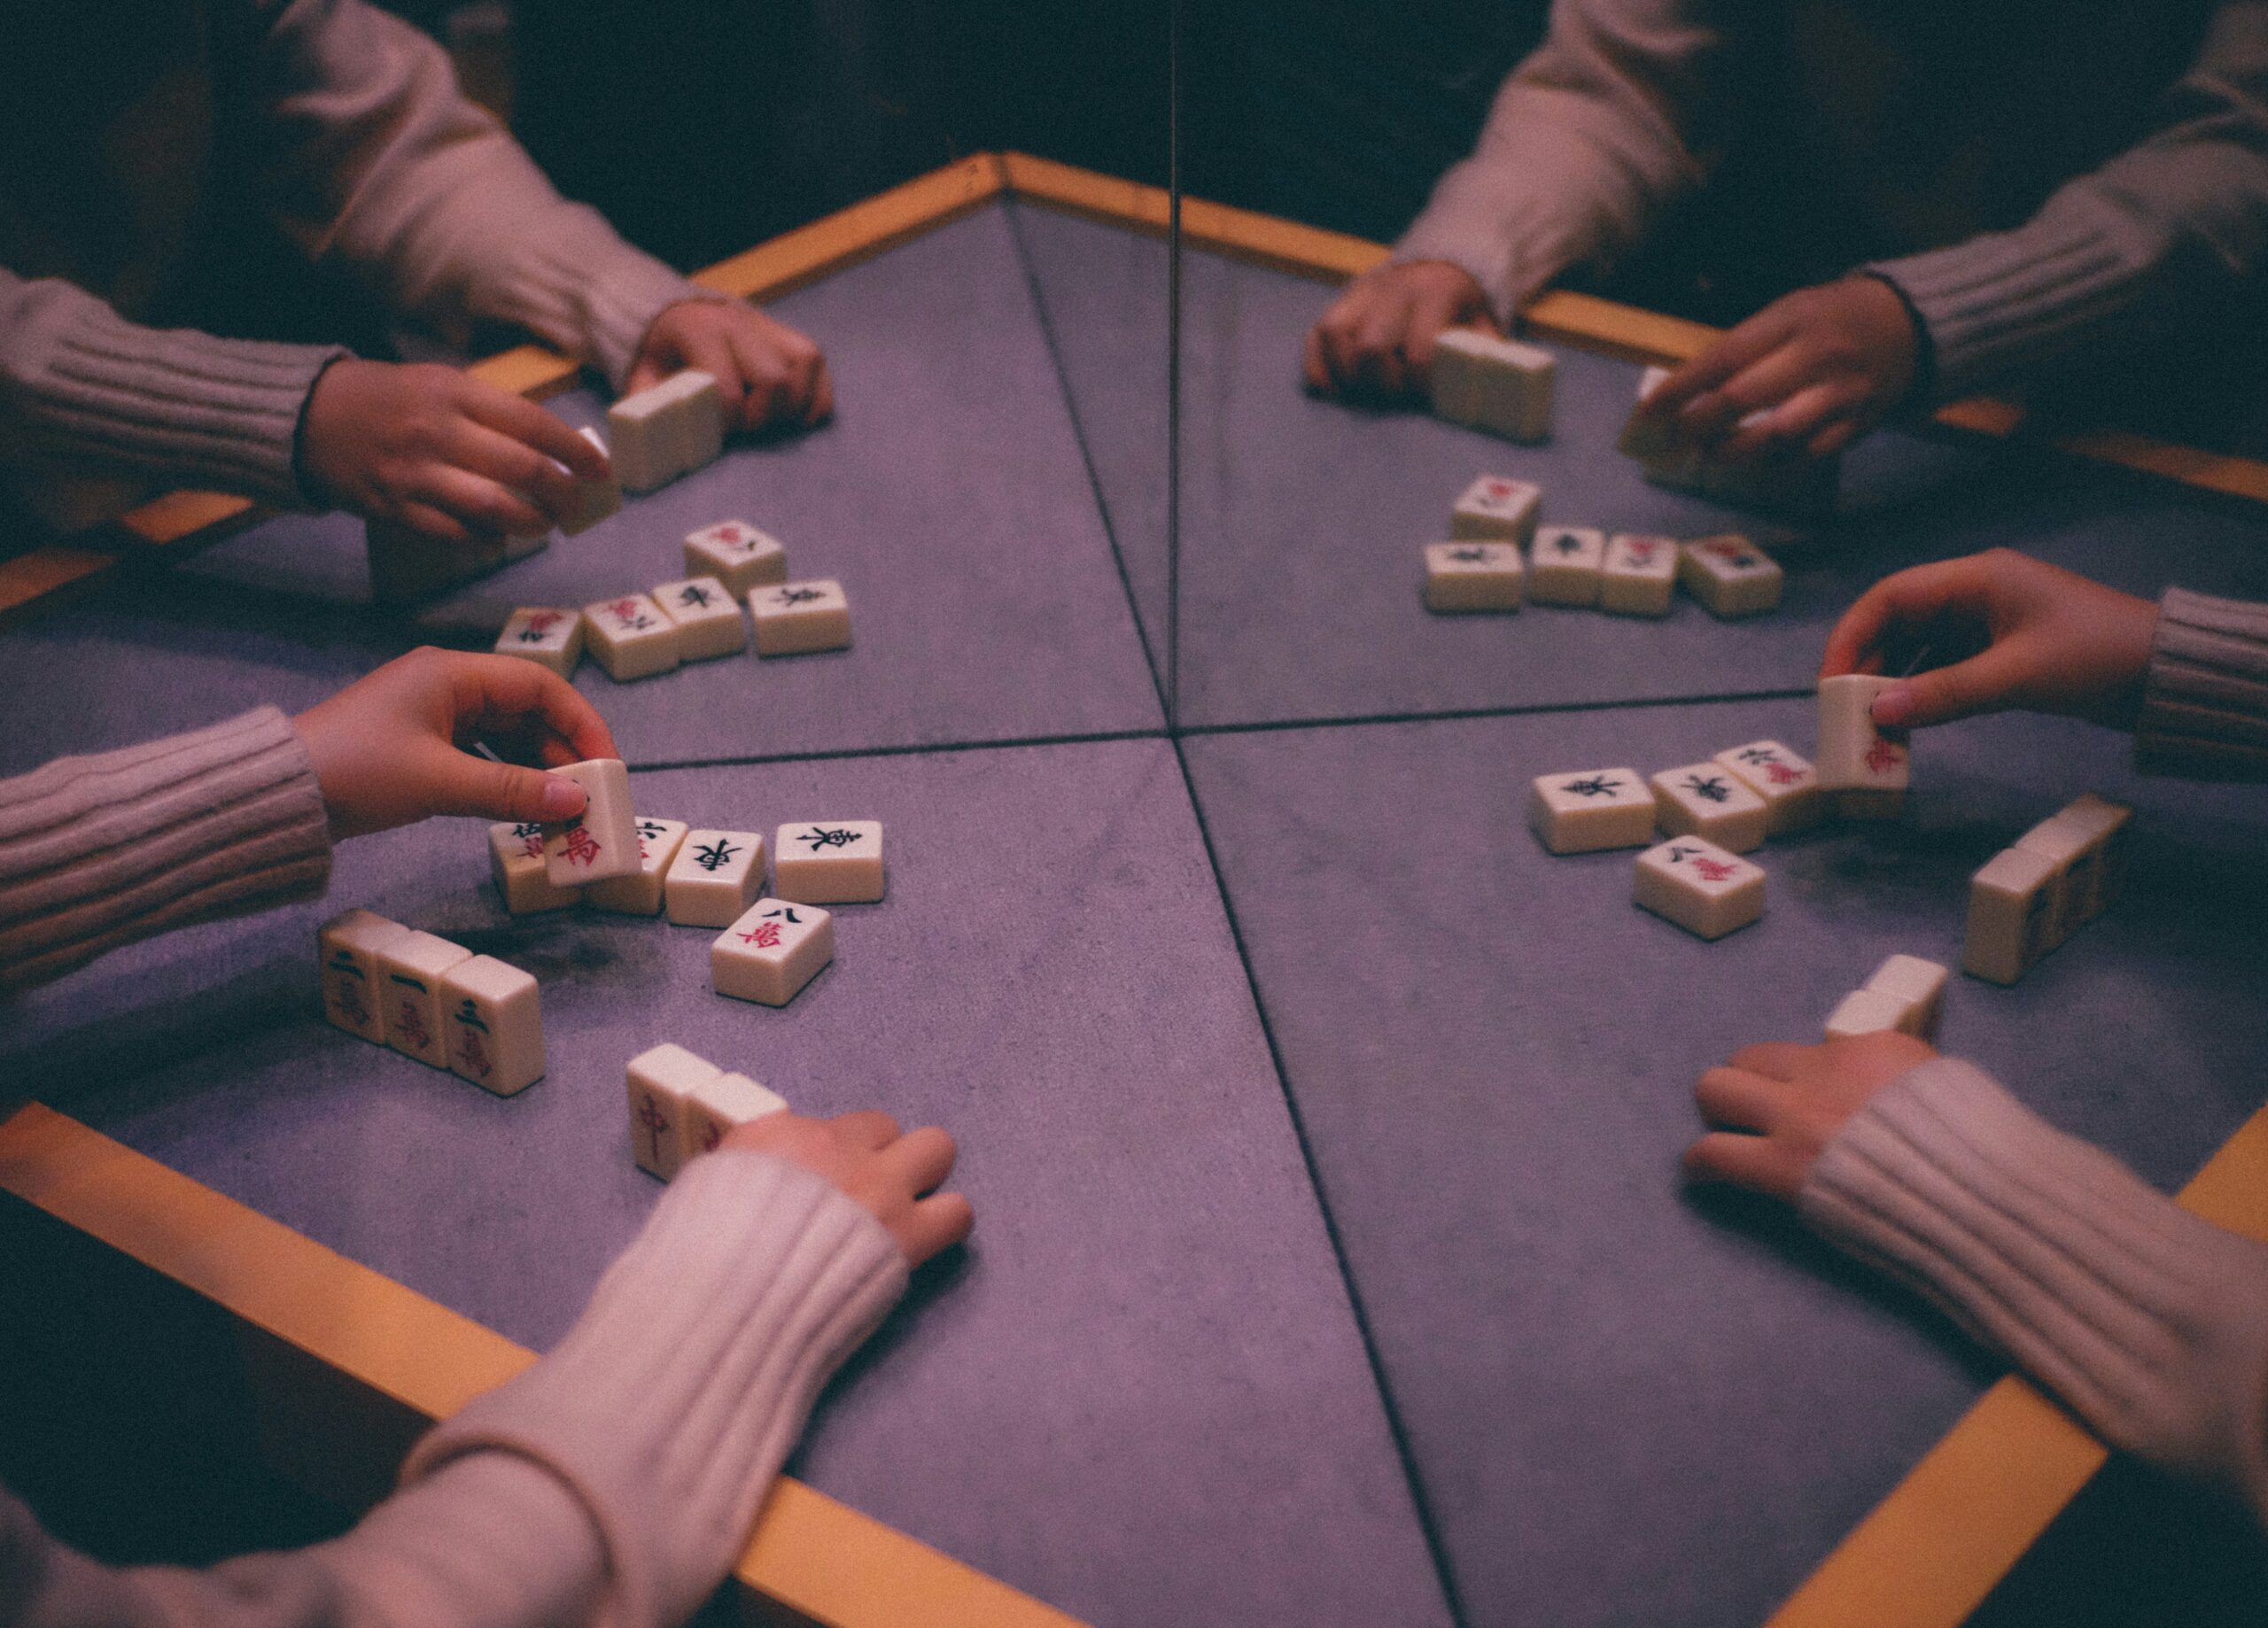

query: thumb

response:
[423,747,588,824]
[622,356,665,400]
[1404,289,1480,373]
[1870,641,2031,729]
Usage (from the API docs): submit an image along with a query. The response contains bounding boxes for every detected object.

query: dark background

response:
[449,0,1534,282]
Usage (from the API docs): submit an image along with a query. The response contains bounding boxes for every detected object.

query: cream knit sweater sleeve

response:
[0,1154,909,1628]
[1862,4,2268,400]
[249,0,709,391]
[1800,1058,2268,1521]
[2135,585,2268,780]
[1395,1,2268,399]
[0,707,333,993]
[1392,0,1735,328]
[0,267,349,510]
[0,0,710,516]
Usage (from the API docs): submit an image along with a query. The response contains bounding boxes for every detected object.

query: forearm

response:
[400,1151,907,1627]
[1393,0,1729,324]
[0,267,342,509]
[1800,1058,2268,1520]
[258,0,703,389]
[0,708,332,993]
[2135,586,2268,779]
[1867,6,2268,400]
[4,1454,602,1628]
[1,1153,904,1628]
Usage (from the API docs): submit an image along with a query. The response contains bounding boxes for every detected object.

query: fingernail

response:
[1871,684,1914,726]
[538,778,585,819]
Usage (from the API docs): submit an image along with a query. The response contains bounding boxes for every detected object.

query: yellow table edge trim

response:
[0,1101,1083,1628]
[0,547,116,627]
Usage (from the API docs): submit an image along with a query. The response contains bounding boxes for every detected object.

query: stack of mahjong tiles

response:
[492,516,850,682]
[1427,330,1556,442]
[485,758,886,1009]
[1618,364,1839,516]
[1823,954,1949,1042]
[624,1042,788,1181]
[318,909,544,1095]
[1526,740,1829,941]
[1964,794,2130,985]
[1525,675,1929,940]
[1422,476,1783,618]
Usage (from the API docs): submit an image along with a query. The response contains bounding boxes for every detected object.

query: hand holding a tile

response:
[293,648,617,839]
[627,298,833,434]
[1637,275,1918,465]
[724,1110,975,1268]
[299,359,609,545]
[1682,1033,1938,1202]
[1821,549,2160,731]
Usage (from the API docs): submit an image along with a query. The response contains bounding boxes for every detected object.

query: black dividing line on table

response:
[619,724,1169,776]
[1161,718,1475,1628]
[1173,685,1820,742]
[1001,193,1174,729]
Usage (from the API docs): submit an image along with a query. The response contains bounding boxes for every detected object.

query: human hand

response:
[1682,1033,1938,1202]
[299,359,608,546]
[723,1110,973,1267]
[292,648,618,840]
[1635,276,1919,464]
[626,298,833,434]
[1821,549,2161,730]
[1303,260,1497,400]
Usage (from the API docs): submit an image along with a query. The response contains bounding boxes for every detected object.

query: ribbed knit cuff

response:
[4,276,346,506]
[0,707,332,991]
[1800,1058,2268,1515]
[2135,586,2268,780]
[1394,179,1585,331]
[1864,190,2157,402]
[400,1151,907,1628]
[1391,221,1538,333]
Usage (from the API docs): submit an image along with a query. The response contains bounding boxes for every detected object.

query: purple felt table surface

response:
[1012,199,1173,671]
[4,740,1452,1628]
[1184,700,2268,1628]
[0,205,1161,778]
[1011,203,2268,727]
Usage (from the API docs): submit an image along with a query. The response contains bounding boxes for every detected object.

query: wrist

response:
[293,353,361,510]
[1852,271,1933,411]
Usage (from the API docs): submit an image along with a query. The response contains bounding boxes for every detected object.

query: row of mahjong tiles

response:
[490,810,885,921]
[517,759,874,1010]
[1525,704,1903,942]
[315,770,885,1151]
[496,518,850,681]
[1432,475,1784,617]
[1523,682,2129,974]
